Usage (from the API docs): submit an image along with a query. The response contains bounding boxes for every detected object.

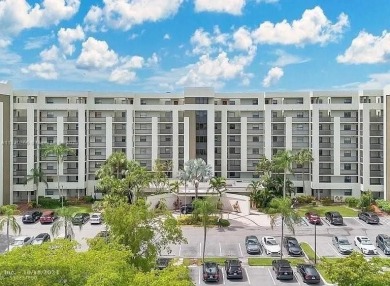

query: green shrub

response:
[177,215,229,226]
[296,195,315,205]
[320,197,333,206]
[219,219,230,227]
[376,199,390,213]
[345,197,359,208]
[38,197,67,208]
[84,196,94,203]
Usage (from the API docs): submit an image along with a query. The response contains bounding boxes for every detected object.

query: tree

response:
[192,197,218,262]
[256,156,274,177]
[182,158,213,199]
[294,149,314,195]
[131,265,193,286]
[267,197,301,260]
[359,190,374,211]
[0,205,21,252]
[100,198,186,271]
[41,143,75,202]
[208,177,227,217]
[178,169,191,205]
[50,207,77,240]
[272,150,295,198]
[151,159,172,193]
[24,167,48,205]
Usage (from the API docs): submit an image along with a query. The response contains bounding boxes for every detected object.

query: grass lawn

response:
[248,257,305,266]
[54,205,93,214]
[300,242,320,261]
[297,204,358,217]
[182,257,237,266]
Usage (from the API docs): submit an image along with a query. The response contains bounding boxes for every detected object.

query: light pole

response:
[314,222,317,264]
[61,185,64,208]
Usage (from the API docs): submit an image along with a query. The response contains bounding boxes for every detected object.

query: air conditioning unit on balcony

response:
[333,195,344,203]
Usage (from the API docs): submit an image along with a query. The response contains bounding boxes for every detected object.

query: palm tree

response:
[0,205,21,252]
[295,149,314,195]
[268,197,301,260]
[24,167,48,205]
[41,143,75,204]
[183,158,213,199]
[208,177,227,218]
[193,197,218,262]
[178,169,191,206]
[50,207,76,240]
[247,180,262,208]
[273,150,295,198]
[256,156,274,177]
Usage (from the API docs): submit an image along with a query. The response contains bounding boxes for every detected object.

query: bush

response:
[83,196,94,203]
[376,200,390,213]
[177,215,230,227]
[38,197,67,209]
[219,218,230,227]
[296,195,315,205]
[320,197,333,206]
[345,197,359,208]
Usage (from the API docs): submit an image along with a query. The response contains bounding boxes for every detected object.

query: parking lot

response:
[189,265,325,286]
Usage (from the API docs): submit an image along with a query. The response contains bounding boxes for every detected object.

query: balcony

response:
[340,130,358,136]
[159,141,172,147]
[370,117,383,122]
[89,117,106,122]
[370,144,383,150]
[228,129,241,134]
[14,130,27,136]
[227,141,241,147]
[319,176,331,183]
[319,130,333,135]
[319,169,333,175]
[14,143,27,149]
[64,130,78,135]
[64,169,78,174]
[340,157,358,162]
[65,142,78,148]
[340,143,358,149]
[14,117,27,122]
[272,130,285,135]
[370,157,383,163]
[340,170,358,175]
[40,130,57,136]
[319,156,333,161]
[370,130,383,136]
[340,117,358,122]
[292,117,310,122]
[64,117,78,122]
[89,155,106,160]
[370,171,383,177]
[159,129,173,135]
[227,154,241,159]
[113,142,126,147]
[319,117,332,122]
[292,130,309,135]
[64,155,78,161]
[113,129,126,135]
[247,117,263,122]
[89,142,106,147]
[42,169,57,175]
[319,143,333,148]
[272,117,285,122]
[134,117,152,123]
[40,117,57,122]
[113,117,126,122]
[272,142,285,147]
[227,117,241,122]
[13,157,27,163]
[227,166,241,171]
[158,154,172,159]
[159,117,173,123]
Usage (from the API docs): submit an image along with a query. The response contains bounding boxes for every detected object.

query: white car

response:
[261,236,281,256]
[90,213,103,224]
[354,236,378,255]
[8,236,34,251]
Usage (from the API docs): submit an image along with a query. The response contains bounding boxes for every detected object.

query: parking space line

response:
[294,273,302,285]
[267,268,276,285]
[321,218,330,226]
[221,267,225,285]
[353,217,366,227]
[198,267,201,285]
[178,244,182,257]
[219,242,222,256]
[327,242,341,257]
[238,243,243,257]
[199,242,202,257]
[245,268,251,285]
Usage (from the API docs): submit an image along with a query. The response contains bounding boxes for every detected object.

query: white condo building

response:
[1,82,390,205]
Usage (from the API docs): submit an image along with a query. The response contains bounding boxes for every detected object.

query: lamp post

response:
[314,222,317,264]
[61,185,64,208]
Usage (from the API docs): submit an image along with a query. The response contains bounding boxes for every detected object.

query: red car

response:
[39,211,58,224]
[305,212,321,225]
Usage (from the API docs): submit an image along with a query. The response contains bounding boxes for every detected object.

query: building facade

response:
[1,82,389,204]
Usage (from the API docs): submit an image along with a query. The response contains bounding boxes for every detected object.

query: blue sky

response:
[0,0,389,92]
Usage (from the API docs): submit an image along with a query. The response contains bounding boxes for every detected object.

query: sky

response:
[0,0,390,93]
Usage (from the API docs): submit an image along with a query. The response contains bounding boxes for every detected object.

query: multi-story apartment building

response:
[1,82,389,204]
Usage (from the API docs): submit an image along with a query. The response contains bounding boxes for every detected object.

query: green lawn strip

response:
[55,205,93,215]
[182,257,238,266]
[300,242,320,261]
[297,204,358,217]
[248,257,305,266]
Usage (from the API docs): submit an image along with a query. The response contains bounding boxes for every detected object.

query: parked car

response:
[90,213,103,224]
[180,204,194,214]
[283,236,303,256]
[332,235,353,255]
[262,236,281,256]
[296,264,321,284]
[325,211,343,225]
[31,233,51,245]
[155,257,172,270]
[272,259,294,280]
[39,210,58,224]
[8,236,34,251]
[22,211,42,223]
[245,235,262,254]
[358,212,379,224]
[202,262,220,282]
[305,212,321,225]
[354,236,378,255]
[72,213,90,225]
[224,259,243,279]
[376,234,390,255]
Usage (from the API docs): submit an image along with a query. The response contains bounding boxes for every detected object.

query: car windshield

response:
[267,239,277,245]
[338,239,350,245]
[288,240,298,246]
[247,239,257,245]
[361,239,372,245]
[74,215,82,219]
[92,215,99,218]
[32,240,43,245]
[384,239,390,245]
[205,265,217,274]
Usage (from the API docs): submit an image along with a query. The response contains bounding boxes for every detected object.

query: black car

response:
[272,259,294,280]
[31,233,51,245]
[180,204,194,214]
[376,234,390,255]
[296,264,321,284]
[224,259,243,279]
[202,262,220,282]
[72,213,90,225]
[358,212,379,224]
[283,236,303,256]
[22,211,42,223]
[155,257,172,270]
[245,235,262,254]
[325,211,343,225]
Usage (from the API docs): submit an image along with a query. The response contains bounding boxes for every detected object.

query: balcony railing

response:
[64,117,78,122]
[14,117,27,122]
[370,130,383,136]
[14,130,27,136]
[370,157,383,163]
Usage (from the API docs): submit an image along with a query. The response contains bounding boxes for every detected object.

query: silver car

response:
[332,235,353,255]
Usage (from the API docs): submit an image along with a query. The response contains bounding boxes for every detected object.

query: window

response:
[344,163,351,170]
[344,98,352,104]
[273,125,278,130]
[344,112,351,118]
[229,136,236,142]
[47,126,54,131]
[344,137,351,144]
[296,98,303,104]
[95,112,102,118]
[297,187,303,193]
[229,124,235,130]
[319,137,323,143]
[297,124,303,130]
[95,137,102,143]
[139,112,147,118]
[252,124,259,130]
[344,125,351,130]
[141,99,146,105]
[229,148,236,154]
[297,112,304,118]
[165,137,171,142]
[253,112,260,118]
[297,137,304,142]
[140,148,147,154]
[47,112,54,118]
[265,99,270,104]
[165,125,171,129]
[344,176,351,183]
[272,111,277,118]
[344,151,351,157]
[196,98,209,104]
[174,100,178,105]
[46,190,54,195]
[319,124,322,130]
[47,137,54,144]
[96,150,102,155]
[273,136,278,142]
[344,190,352,196]
[272,99,277,104]
[95,124,102,130]
[253,148,259,155]
[229,100,235,105]
[47,164,54,170]
[253,99,258,105]
[140,136,147,142]
[253,136,259,142]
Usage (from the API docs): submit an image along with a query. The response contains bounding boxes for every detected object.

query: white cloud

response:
[119,56,145,69]
[24,34,52,50]
[109,69,136,83]
[262,67,284,87]
[256,0,279,3]
[357,72,390,89]
[252,6,349,46]
[0,38,11,48]
[0,0,80,36]
[146,53,159,66]
[270,50,310,67]
[164,33,170,40]
[232,27,253,51]
[76,37,118,69]
[40,45,60,61]
[337,31,390,64]
[190,28,212,54]
[21,62,58,79]
[58,25,85,56]
[84,0,183,31]
[194,0,245,15]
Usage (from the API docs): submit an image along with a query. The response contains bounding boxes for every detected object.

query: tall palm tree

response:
[247,180,262,208]
[41,143,75,203]
[50,207,76,240]
[193,197,218,262]
[24,167,48,205]
[208,177,227,218]
[0,205,21,252]
[256,156,274,177]
[273,150,295,198]
[183,158,213,199]
[178,169,191,206]
[268,197,301,260]
[295,149,314,195]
